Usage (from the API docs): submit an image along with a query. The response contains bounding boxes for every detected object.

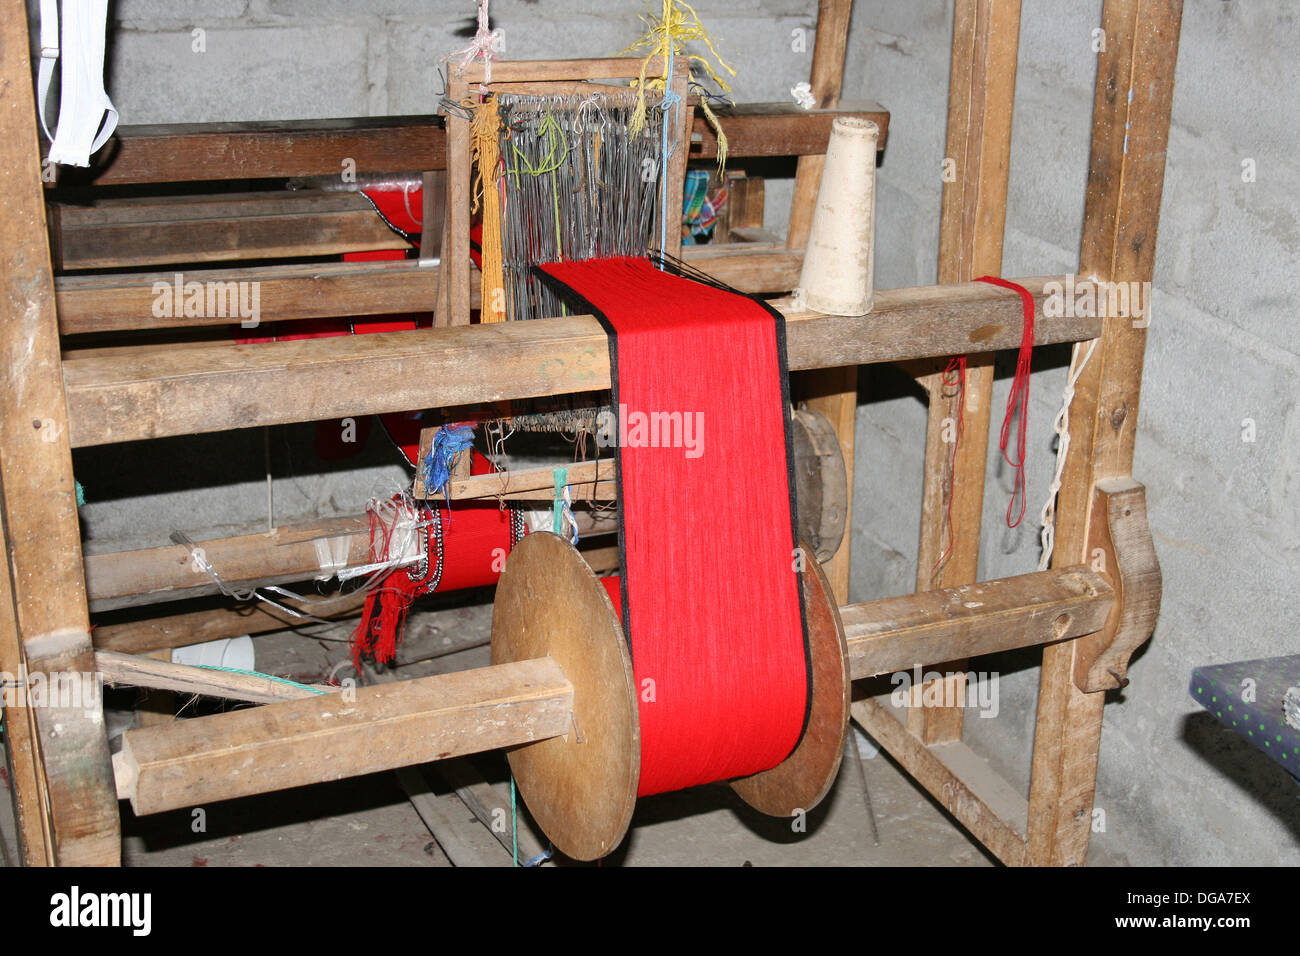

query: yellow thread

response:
[620,0,735,169]
[471,97,507,323]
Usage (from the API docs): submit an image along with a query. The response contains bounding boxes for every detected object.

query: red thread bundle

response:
[975,276,1035,528]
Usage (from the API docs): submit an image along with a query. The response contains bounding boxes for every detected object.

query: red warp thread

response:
[540,257,809,797]
[975,276,1035,528]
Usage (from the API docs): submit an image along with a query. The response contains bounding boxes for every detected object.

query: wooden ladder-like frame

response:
[0,0,1177,866]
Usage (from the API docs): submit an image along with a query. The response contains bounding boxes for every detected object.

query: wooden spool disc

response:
[730,544,851,817]
[490,531,639,861]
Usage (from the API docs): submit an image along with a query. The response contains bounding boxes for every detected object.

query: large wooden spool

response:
[491,530,850,860]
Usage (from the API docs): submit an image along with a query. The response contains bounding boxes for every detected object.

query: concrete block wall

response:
[844,0,1299,866]
[35,0,1299,863]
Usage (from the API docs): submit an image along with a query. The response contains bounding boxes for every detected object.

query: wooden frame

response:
[0,0,1177,866]
[439,57,693,328]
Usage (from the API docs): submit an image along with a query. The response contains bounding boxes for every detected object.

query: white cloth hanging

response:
[39,0,119,167]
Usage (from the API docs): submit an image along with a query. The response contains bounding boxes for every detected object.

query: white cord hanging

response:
[1037,338,1100,571]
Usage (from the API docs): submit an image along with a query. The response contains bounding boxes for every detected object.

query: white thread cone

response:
[797,117,878,316]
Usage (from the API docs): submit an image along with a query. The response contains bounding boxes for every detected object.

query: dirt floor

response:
[1,593,1135,867]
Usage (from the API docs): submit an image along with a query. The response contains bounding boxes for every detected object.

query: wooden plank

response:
[54,192,407,270]
[55,245,802,336]
[46,106,888,188]
[62,276,1096,448]
[48,116,447,188]
[91,591,368,655]
[395,766,495,867]
[57,260,441,336]
[444,76,473,327]
[695,102,889,161]
[0,0,120,866]
[96,649,331,704]
[0,499,52,864]
[791,0,857,606]
[843,566,1113,680]
[114,658,573,815]
[1027,0,1181,868]
[435,759,548,864]
[910,0,1022,746]
[852,698,1028,864]
[786,0,853,250]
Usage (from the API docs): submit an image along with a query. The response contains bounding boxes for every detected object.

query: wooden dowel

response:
[85,511,614,612]
[96,649,331,704]
[114,657,573,815]
[843,566,1113,681]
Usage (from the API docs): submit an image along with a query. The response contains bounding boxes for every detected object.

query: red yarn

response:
[540,257,809,797]
[975,276,1035,528]
[352,451,522,668]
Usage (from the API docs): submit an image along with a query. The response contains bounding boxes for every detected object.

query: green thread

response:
[553,467,568,535]
[193,664,326,695]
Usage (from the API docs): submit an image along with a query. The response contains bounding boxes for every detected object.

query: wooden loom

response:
[0,0,1176,865]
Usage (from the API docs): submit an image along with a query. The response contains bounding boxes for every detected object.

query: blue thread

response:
[75,479,85,507]
[657,46,677,260]
[423,424,475,497]
[523,848,551,867]
[562,485,579,545]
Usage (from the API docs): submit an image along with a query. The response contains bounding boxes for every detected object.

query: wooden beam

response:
[853,698,1028,865]
[46,105,888,188]
[61,275,1094,446]
[91,591,367,655]
[55,245,803,336]
[84,509,616,613]
[1026,0,1181,868]
[844,566,1113,680]
[113,658,573,815]
[83,515,392,612]
[911,0,1022,746]
[791,0,858,607]
[0,0,120,865]
[49,116,447,188]
[694,102,888,162]
[53,191,408,271]
[0,500,52,864]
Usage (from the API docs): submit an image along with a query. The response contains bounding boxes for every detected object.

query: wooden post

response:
[1026,0,1181,866]
[0,0,120,865]
[909,0,1021,746]
[791,0,858,605]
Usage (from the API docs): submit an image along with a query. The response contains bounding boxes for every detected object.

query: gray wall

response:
[52,1,1300,863]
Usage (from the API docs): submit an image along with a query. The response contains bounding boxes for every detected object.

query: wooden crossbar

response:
[61,275,1096,448]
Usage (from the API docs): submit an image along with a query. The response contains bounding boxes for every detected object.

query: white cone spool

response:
[797,116,878,316]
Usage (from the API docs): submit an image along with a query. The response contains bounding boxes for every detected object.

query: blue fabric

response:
[1189,655,1300,782]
